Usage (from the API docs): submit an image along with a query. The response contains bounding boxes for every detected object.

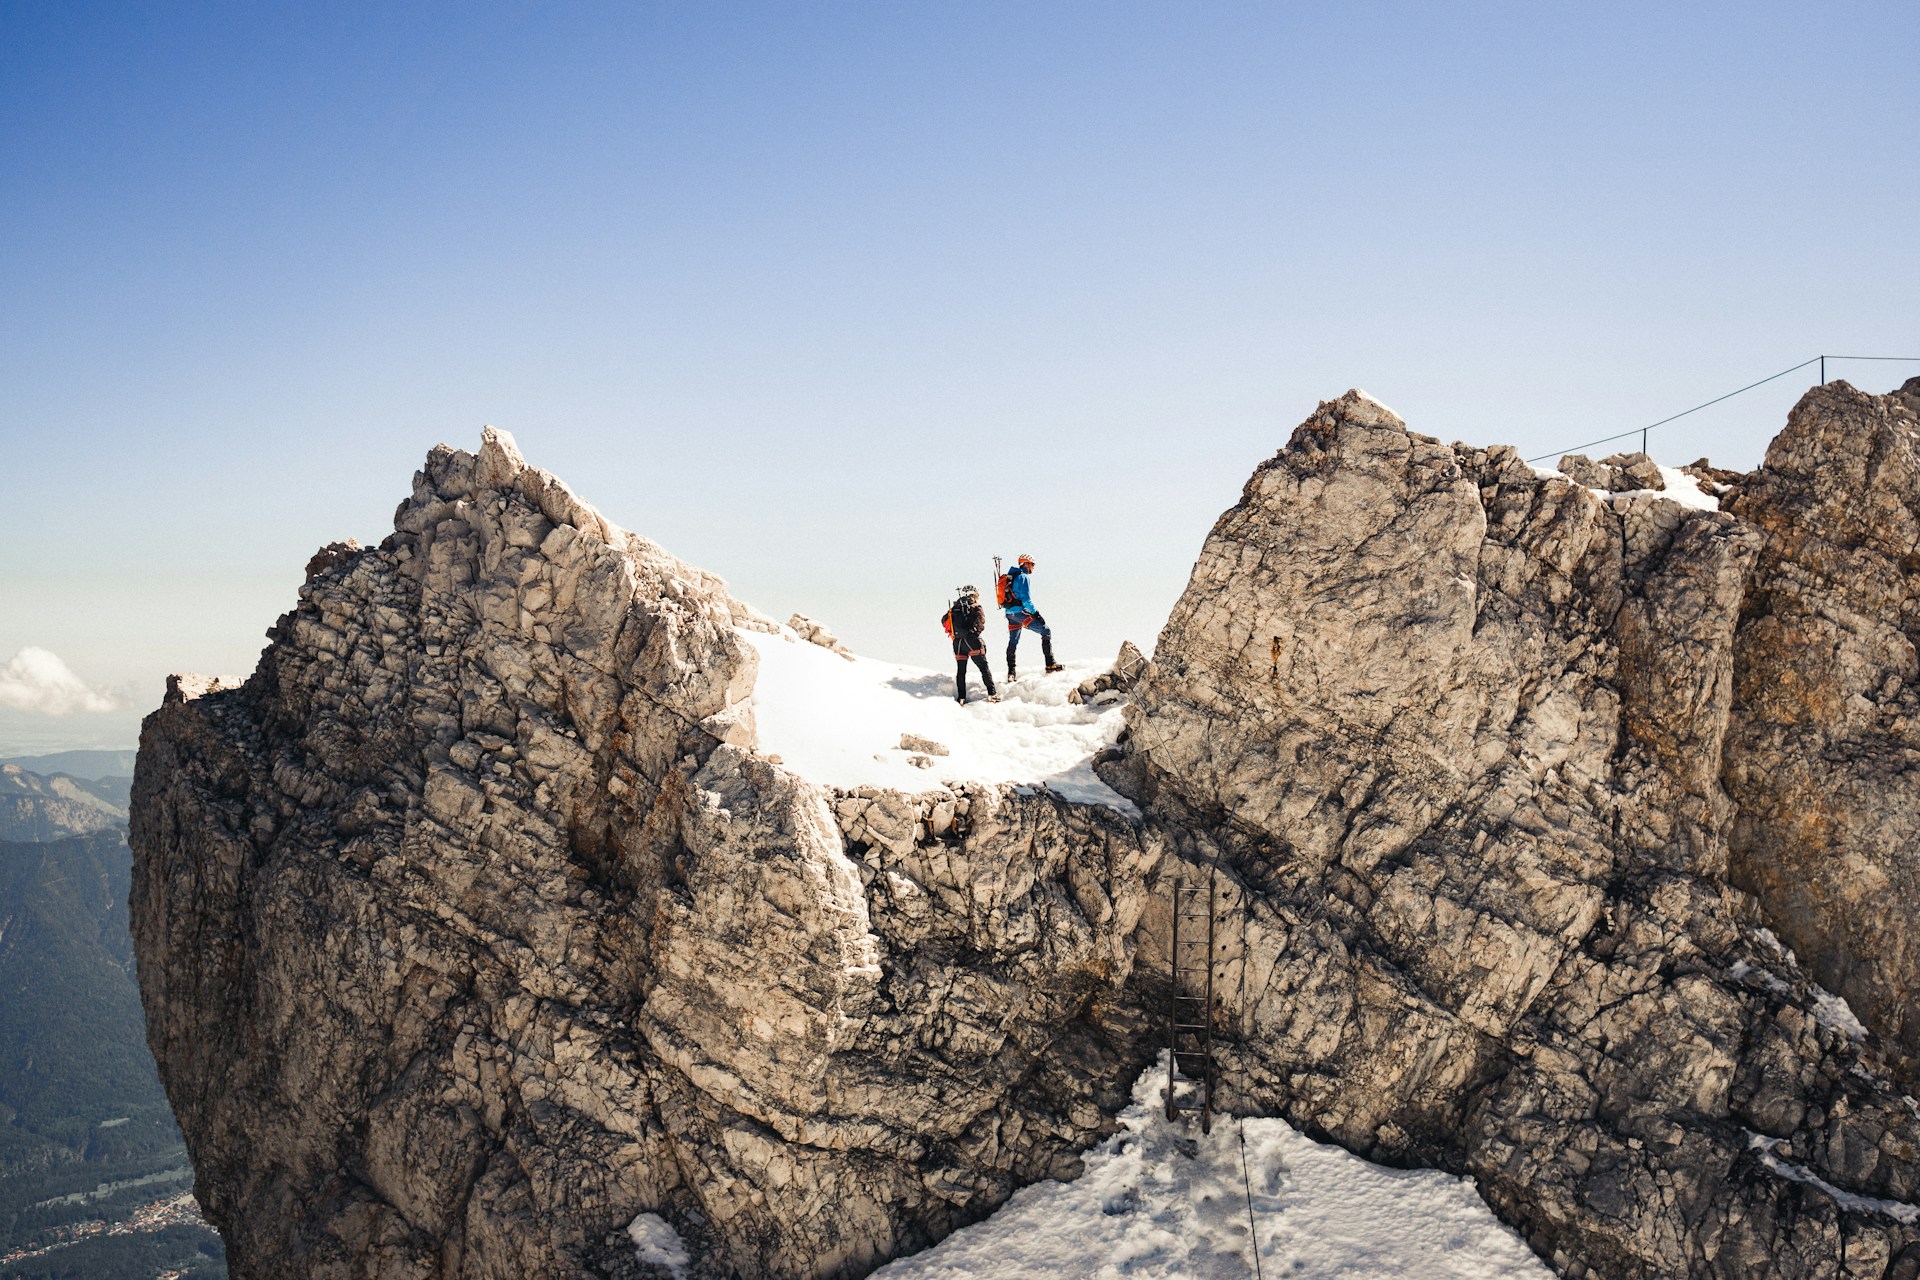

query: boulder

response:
[788,614,855,658]
[1557,450,1665,493]
[1068,640,1150,705]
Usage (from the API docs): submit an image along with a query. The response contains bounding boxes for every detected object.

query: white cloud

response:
[0,647,120,715]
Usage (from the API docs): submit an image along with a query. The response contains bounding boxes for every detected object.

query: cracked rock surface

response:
[136,384,1920,1279]
[1725,379,1920,1083]
[132,430,1159,1280]
[1109,385,1920,1279]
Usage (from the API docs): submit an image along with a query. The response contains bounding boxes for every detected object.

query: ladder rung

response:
[1172,1022,1210,1031]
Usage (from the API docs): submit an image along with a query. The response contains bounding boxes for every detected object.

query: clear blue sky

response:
[2,1,1916,753]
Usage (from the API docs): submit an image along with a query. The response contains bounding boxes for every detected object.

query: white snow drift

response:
[870,1058,1550,1280]
[739,627,1133,810]
[629,1060,1548,1279]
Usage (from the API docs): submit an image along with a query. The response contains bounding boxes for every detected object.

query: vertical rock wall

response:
[132,430,1161,1280]
[135,385,1920,1280]
[1111,387,1920,1278]
[1725,379,1920,1078]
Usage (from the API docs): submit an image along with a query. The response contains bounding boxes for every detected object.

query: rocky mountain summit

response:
[133,381,1920,1279]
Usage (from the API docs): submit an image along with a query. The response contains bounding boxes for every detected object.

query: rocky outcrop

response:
[131,429,1158,1280]
[1558,449,1667,493]
[1068,641,1149,706]
[787,614,854,658]
[1724,378,1920,1080]
[135,384,1920,1280]
[1108,387,1920,1278]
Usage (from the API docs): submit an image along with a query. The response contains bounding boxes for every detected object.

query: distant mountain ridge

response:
[0,764,128,843]
[0,751,138,783]
[0,754,219,1274]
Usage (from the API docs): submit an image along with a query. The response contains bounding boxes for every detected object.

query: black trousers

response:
[953,629,995,700]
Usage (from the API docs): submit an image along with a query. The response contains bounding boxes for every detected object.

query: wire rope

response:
[1239,1123,1266,1280]
[1523,355,1920,465]
[1524,357,1819,464]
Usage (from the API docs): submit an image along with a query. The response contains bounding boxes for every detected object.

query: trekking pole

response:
[993,556,1002,599]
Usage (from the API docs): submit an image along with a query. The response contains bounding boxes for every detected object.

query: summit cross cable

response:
[1239,1124,1265,1280]
[1524,354,1920,466]
[1524,355,1822,464]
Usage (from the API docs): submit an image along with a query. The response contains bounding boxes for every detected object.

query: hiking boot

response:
[986,693,1001,703]
[1045,663,1065,674]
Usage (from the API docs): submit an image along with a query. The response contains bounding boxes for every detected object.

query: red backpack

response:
[940,608,953,638]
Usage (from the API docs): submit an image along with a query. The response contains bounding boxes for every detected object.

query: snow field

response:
[1633,466,1720,511]
[870,1057,1550,1279]
[738,627,1134,810]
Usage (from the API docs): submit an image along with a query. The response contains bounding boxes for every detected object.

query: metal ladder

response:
[1165,864,1218,1133]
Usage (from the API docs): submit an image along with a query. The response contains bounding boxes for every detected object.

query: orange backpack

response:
[995,572,1015,608]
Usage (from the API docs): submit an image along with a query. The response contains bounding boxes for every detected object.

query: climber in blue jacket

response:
[999,554,1062,681]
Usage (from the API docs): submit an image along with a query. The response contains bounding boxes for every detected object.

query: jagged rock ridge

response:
[132,430,1158,1280]
[134,383,1920,1279]
[1105,382,1920,1278]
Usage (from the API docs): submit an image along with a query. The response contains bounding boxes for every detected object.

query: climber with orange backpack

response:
[942,585,999,705]
[996,554,1062,682]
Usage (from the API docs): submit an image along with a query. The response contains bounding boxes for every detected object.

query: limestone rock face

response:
[1068,640,1149,706]
[1558,449,1667,493]
[1724,378,1920,1078]
[1113,388,1920,1278]
[135,386,1920,1280]
[131,429,1159,1280]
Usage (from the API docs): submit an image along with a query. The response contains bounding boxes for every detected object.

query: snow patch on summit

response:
[739,627,1133,810]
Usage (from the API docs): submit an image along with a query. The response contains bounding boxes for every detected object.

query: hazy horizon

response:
[4,2,1916,756]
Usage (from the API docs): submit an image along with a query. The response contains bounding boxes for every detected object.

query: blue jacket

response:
[1004,566,1036,615]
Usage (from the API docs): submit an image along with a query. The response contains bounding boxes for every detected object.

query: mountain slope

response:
[132,396,1920,1279]
[0,765,126,842]
[0,829,222,1276]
